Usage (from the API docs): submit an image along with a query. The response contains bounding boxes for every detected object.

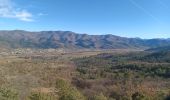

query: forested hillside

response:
[0,30,170,49]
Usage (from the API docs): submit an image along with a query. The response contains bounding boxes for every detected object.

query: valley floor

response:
[0,49,169,100]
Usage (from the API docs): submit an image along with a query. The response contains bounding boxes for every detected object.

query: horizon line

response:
[0,29,169,40]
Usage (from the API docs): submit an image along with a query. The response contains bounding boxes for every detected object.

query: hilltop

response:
[0,30,170,49]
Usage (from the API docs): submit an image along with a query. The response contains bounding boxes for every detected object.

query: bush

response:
[92,93,107,100]
[29,92,57,100]
[55,79,85,100]
[132,92,149,100]
[0,88,18,100]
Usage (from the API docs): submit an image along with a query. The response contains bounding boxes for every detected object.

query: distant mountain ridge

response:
[146,45,170,52]
[0,30,170,49]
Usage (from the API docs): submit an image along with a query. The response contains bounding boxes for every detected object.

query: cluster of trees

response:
[138,51,170,63]
[0,78,170,100]
[74,52,170,79]
[0,79,110,100]
[1,50,170,100]
[72,52,170,99]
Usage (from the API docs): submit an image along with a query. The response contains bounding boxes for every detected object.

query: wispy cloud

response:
[37,13,47,16]
[157,0,169,9]
[0,0,33,22]
[128,0,161,23]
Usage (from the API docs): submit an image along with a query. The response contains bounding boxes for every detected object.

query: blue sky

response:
[0,0,170,39]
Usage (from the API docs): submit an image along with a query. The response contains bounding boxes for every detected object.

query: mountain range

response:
[0,30,170,49]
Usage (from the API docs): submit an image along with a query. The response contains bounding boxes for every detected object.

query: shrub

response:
[0,88,18,100]
[55,79,85,100]
[92,93,107,100]
[132,92,149,100]
[29,92,57,100]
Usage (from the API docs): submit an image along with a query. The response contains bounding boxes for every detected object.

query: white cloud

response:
[0,0,33,22]
[38,13,47,16]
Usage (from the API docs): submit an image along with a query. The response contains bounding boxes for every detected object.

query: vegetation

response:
[29,92,57,100]
[0,88,18,100]
[55,79,85,100]
[0,49,169,100]
[73,51,170,99]
[1,30,170,49]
